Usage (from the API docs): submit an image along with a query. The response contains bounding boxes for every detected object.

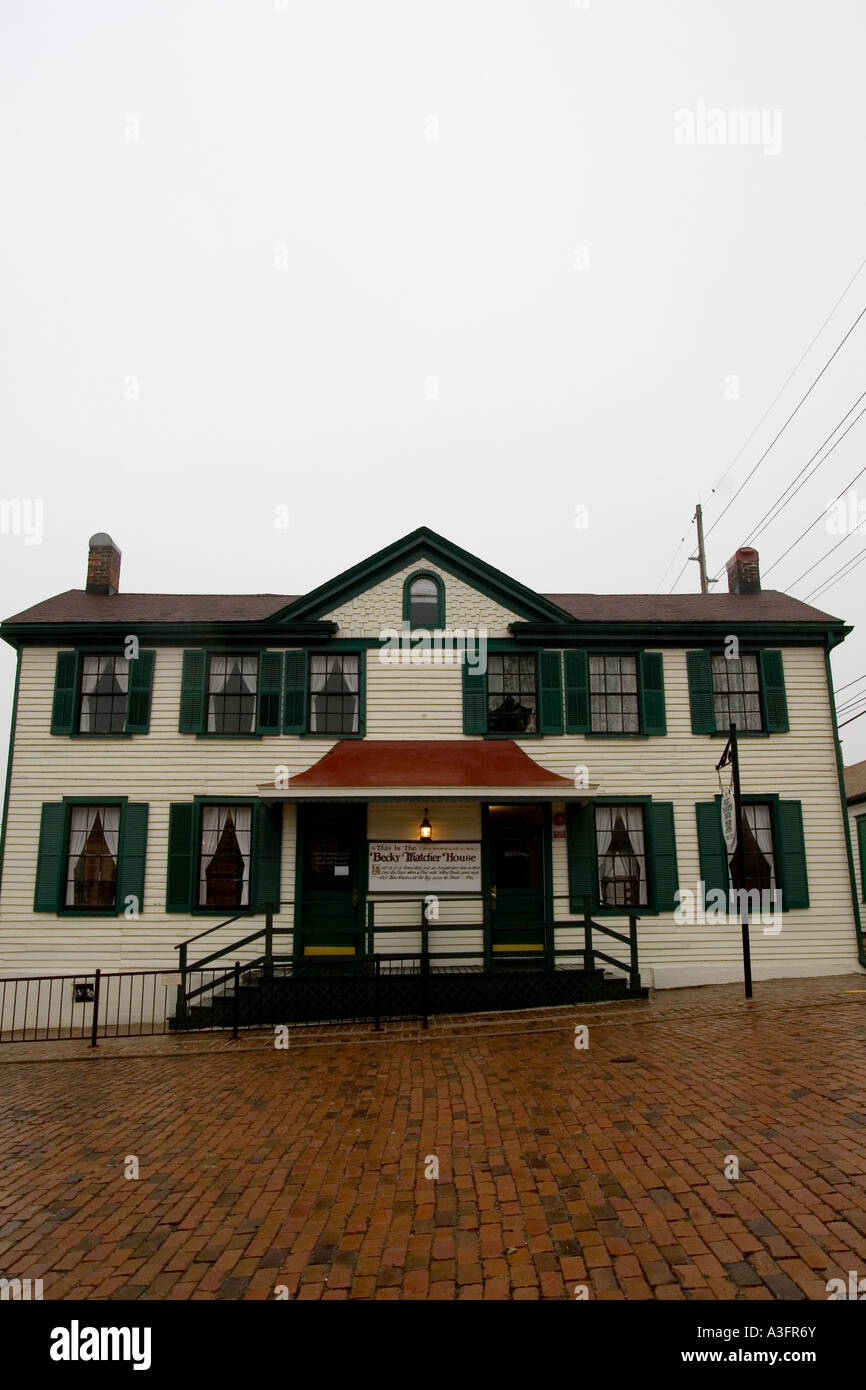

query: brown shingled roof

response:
[544,592,843,624]
[2,591,298,624]
[845,760,866,804]
[1,587,844,626]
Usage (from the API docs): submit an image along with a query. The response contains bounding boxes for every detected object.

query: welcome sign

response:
[368,841,482,893]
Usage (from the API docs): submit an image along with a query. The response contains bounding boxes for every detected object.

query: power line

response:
[839,705,866,729]
[703,299,866,547]
[762,457,866,579]
[709,255,866,499]
[836,672,866,694]
[655,528,691,592]
[742,390,866,549]
[805,547,866,603]
[789,530,856,592]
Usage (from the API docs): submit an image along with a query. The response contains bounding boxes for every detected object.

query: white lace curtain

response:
[79,656,128,732]
[595,805,646,905]
[309,656,359,733]
[66,805,120,905]
[199,804,252,905]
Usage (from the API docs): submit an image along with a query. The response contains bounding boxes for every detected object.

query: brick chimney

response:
[726,546,760,595]
[86,533,121,595]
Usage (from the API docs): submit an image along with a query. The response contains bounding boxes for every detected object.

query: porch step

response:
[169,963,646,1032]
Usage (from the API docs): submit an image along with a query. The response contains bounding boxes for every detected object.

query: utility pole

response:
[717,722,753,999]
[690,503,709,594]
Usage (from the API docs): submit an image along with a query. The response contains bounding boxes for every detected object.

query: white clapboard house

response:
[0,528,862,1030]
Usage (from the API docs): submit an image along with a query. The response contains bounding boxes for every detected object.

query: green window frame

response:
[34,797,149,916]
[855,813,866,903]
[402,571,445,629]
[686,648,789,735]
[462,650,551,737]
[179,648,367,737]
[166,797,283,915]
[694,795,808,911]
[50,650,155,736]
[562,650,666,736]
[566,798,678,915]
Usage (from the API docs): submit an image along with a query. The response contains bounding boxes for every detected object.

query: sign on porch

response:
[368,841,482,892]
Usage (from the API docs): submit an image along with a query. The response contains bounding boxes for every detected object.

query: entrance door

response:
[296,805,366,956]
[486,805,547,957]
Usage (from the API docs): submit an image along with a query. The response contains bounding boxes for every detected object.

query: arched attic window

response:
[403,572,445,629]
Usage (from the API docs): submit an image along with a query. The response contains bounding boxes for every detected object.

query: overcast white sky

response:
[1,0,865,773]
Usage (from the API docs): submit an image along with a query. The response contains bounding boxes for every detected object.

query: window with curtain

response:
[711,652,762,732]
[486,655,537,734]
[79,656,129,733]
[727,802,776,895]
[308,654,359,734]
[66,805,121,907]
[207,656,258,734]
[199,805,252,908]
[409,576,440,628]
[595,805,647,907]
[589,655,639,733]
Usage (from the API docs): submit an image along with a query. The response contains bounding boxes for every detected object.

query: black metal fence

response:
[0,897,643,1045]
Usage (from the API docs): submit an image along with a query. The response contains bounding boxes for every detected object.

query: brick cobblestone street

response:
[1,974,866,1301]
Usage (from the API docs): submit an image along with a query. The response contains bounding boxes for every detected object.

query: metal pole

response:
[729,722,753,999]
[232,960,241,1040]
[89,969,101,1048]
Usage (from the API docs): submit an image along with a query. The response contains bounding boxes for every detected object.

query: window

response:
[595,805,648,907]
[66,805,121,908]
[309,654,360,734]
[590,655,639,733]
[199,805,252,908]
[487,655,537,734]
[727,802,776,895]
[711,652,762,732]
[208,655,258,734]
[409,577,439,627]
[79,655,129,733]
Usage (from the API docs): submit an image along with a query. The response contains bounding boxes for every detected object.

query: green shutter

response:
[51,652,78,735]
[539,652,564,735]
[648,801,678,911]
[857,816,866,903]
[564,650,589,733]
[166,803,195,912]
[256,652,283,735]
[126,651,155,733]
[696,801,727,908]
[759,650,789,733]
[776,799,808,909]
[283,651,307,733]
[687,650,716,733]
[357,650,366,736]
[34,803,66,911]
[118,803,148,913]
[179,651,206,733]
[462,658,487,735]
[639,652,667,736]
[253,801,283,913]
[567,803,597,913]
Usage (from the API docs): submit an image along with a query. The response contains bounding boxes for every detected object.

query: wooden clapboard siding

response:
[541,647,859,986]
[0,636,860,987]
[323,560,520,638]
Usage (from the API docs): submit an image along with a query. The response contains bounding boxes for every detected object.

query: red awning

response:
[271,739,576,793]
